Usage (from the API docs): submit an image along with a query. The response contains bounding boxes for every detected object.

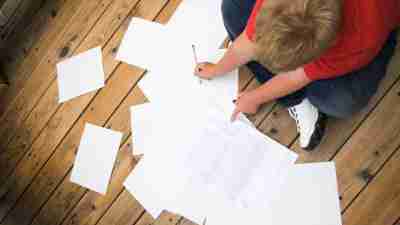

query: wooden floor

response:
[0,1,399,225]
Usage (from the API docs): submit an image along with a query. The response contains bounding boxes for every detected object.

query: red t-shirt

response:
[246,0,400,80]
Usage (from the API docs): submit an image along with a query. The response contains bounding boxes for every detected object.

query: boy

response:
[195,0,399,150]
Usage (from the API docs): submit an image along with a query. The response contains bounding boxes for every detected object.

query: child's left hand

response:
[231,91,261,121]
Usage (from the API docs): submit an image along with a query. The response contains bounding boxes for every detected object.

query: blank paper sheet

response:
[167,0,226,50]
[261,162,343,225]
[71,123,123,195]
[56,47,105,103]
[116,17,193,71]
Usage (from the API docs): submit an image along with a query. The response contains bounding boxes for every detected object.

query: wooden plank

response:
[238,67,254,91]
[0,64,144,224]
[0,0,129,187]
[37,26,254,224]
[0,0,114,153]
[244,78,275,125]
[0,1,173,225]
[0,0,65,77]
[0,0,44,41]
[55,88,146,225]
[331,79,400,210]
[342,149,400,225]
[23,1,254,223]
[30,85,147,225]
[0,0,86,114]
[97,197,178,225]
[258,104,297,145]
[93,190,145,225]
[0,0,142,183]
[0,0,42,45]
[0,0,23,27]
[134,213,156,225]
[25,2,184,225]
[0,0,146,221]
[31,138,137,225]
[153,212,181,225]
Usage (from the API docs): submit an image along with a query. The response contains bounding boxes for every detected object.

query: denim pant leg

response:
[221,0,306,106]
[306,31,398,118]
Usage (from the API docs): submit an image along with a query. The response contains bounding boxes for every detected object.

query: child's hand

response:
[194,62,217,79]
[231,91,261,122]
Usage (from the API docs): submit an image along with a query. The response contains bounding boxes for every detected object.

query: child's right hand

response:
[194,62,217,79]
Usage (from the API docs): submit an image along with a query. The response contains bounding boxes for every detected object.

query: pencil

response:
[192,44,202,83]
[192,44,199,64]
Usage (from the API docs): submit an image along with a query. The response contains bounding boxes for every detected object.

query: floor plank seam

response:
[4,1,173,224]
[26,165,74,225]
[130,210,147,225]
[329,73,400,161]
[341,144,400,214]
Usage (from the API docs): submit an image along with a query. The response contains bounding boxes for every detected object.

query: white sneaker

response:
[288,98,326,151]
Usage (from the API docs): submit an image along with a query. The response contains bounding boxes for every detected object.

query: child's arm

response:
[252,68,312,104]
[194,32,256,79]
[231,68,312,120]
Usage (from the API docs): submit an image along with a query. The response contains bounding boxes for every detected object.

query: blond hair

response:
[254,0,342,73]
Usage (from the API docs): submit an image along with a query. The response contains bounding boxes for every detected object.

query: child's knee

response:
[308,93,366,119]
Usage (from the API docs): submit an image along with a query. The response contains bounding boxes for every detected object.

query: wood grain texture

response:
[342,149,400,225]
[0,0,64,77]
[25,2,186,225]
[0,0,141,186]
[0,0,23,27]
[0,1,182,225]
[135,213,156,225]
[0,0,113,155]
[333,79,400,209]
[0,0,83,114]
[0,1,398,225]
[0,7,168,225]
[0,0,44,46]
[32,139,137,225]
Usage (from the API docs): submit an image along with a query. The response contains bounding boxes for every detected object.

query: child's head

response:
[254,0,342,73]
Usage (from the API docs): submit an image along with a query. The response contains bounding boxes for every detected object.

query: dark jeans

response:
[221,0,398,118]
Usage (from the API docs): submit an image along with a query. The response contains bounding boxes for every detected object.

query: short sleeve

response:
[304,46,382,80]
[245,0,265,41]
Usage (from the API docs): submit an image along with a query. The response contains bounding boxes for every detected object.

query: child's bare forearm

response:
[213,32,256,75]
[251,68,312,105]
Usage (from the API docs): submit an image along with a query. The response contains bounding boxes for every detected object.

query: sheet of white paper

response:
[70,123,122,195]
[138,50,239,119]
[124,158,166,218]
[126,107,297,223]
[167,0,226,50]
[56,47,105,103]
[179,109,298,208]
[138,68,200,105]
[130,101,210,156]
[130,103,153,156]
[124,145,193,219]
[205,163,341,225]
[259,162,342,225]
[116,17,194,71]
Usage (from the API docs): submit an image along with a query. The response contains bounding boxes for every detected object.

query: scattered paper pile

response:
[54,1,343,225]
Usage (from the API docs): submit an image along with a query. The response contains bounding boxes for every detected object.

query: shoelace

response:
[288,108,301,134]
